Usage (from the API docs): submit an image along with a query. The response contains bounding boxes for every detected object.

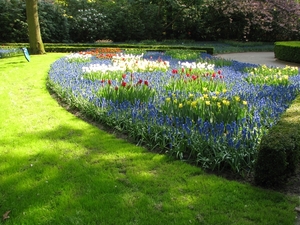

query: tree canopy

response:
[1,0,299,43]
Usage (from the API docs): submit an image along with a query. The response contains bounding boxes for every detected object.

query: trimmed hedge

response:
[274,41,300,63]
[254,95,300,188]
[0,43,214,55]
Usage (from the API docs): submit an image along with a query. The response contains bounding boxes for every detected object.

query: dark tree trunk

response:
[25,0,45,54]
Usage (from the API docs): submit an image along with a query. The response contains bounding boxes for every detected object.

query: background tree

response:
[1,0,299,43]
[25,0,45,54]
[0,0,28,42]
[38,1,70,43]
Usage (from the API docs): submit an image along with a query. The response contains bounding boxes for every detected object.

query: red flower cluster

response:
[171,67,224,81]
[81,48,122,59]
[172,69,178,74]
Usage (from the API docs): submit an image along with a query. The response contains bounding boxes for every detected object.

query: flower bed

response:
[0,47,22,58]
[48,48,300,174]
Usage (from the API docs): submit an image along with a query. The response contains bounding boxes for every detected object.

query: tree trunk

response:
[25,0,45,54]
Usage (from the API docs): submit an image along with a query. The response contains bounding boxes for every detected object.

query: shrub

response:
[0,0,28,42]
[254,127,300,188]
[38,1,70,43]
[68,7,110,43]
[254,96,300,188]
[200,0,300,42]
[274,41,300,63]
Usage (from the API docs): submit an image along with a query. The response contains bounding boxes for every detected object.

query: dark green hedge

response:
[274,41,300,63]
[254,95,300,188]
[1,43,214,55]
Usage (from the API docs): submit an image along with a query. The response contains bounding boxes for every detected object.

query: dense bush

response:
[0,0,28,42]
[0,0,299,43]
[199,0,300,42]
[68,7,109,42]
[0,0,69,43]
[38,1,70,43]
[254,96,300,188]
[274,41,300,63]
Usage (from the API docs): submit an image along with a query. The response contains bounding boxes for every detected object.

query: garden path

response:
[216,52,300,68]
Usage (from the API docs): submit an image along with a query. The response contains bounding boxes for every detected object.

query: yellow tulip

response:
[234,96,240,101]
[191,101,197,107]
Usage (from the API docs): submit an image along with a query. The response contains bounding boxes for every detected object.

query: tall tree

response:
[25,0,45,54]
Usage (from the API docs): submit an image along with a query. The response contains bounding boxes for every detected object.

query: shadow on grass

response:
[0,58,29,70]
[0,52,297,224]
[0,123,295,224]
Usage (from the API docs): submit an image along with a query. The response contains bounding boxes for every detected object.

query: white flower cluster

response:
[112,53,170,72]
[66,53,92,62]
[82,63,123,74]
[82,53,170,74]
[112,53,144,61]
[179,61,215,70]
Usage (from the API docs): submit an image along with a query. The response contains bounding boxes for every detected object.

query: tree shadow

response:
[0,122,295,224]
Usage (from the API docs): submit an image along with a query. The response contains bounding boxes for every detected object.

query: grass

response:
[0,53,298,224]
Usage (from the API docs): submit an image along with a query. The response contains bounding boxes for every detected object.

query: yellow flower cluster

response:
[165,92,247,111]
[246,64,298,86]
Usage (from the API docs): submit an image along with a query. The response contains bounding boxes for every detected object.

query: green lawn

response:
[0,53,298,225]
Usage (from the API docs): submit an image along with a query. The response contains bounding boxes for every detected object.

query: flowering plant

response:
[244,64,299,86]
[99,75,155,105]
[48,50,300,174]
[84,48,122,59]
[66,53,93,63]
[0,47,23,58]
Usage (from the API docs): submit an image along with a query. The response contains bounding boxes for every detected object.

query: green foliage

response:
[160,91,248,124]
[124,48,146,55]
[68,6,110,42]
[165,49,203,60]
[99,79,156,105]
[274,41,300,63]
[244,65,299,86]
[197,56,233,67]
[1,0,300,43]
[0,0,28,42]
[254,132,289,187]
[112,7,145,42]
[0,0,69,43]
[254,95,300,188]
[199,0,300,42]
[254,128,300,188]
[38,1,70,43]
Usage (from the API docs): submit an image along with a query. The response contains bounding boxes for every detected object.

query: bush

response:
[274,41,300,63]
[0,0,28,42]
[254,95,300,188]
[38,1,70,43]
[199,0,300,42]
[0,0,69,43]
[1,0,299,43]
